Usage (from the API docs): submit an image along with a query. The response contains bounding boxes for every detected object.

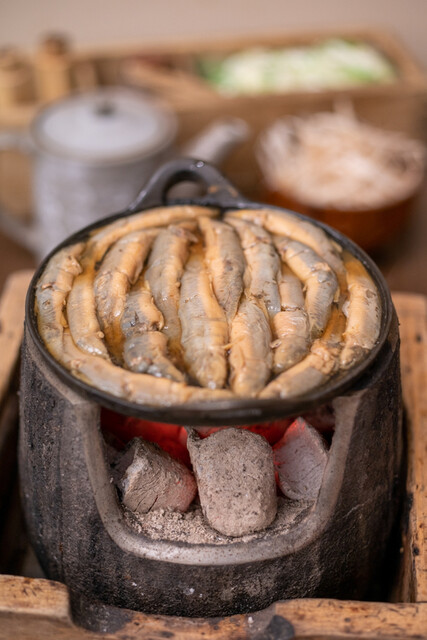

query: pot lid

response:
[33,88,177,163]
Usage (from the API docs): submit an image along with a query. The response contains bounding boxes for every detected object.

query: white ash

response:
[187,427,277,537]
[124,498,310,545]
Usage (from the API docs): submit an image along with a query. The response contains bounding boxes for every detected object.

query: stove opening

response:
[100,407,335,542]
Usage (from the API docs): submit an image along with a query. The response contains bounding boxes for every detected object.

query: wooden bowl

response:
[264,187,420,253]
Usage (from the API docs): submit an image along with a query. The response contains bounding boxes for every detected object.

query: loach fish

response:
[123,332,186,383]
[121,279,185,383]
[225,215,281,319]
[60,328,233,406]
[198,216,245,321]
[145,222,197,362]
[35,242,84,360]
[34,232,226,404]
[179,250,228,389]
[340,251,381,369]
[36,204,381,406]
[94,229,158,362]
[261,304,346,399]
[67,206,218,360]
[87,205,219,265]
[275,238,338,340]
[227,207,346,292]
[229,297,273,396]
[121,281,164,337]
[272,265,310,373]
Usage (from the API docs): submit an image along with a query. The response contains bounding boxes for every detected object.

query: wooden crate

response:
[0,29,426,199]
[126,29,427,196]
[0,273,425,639]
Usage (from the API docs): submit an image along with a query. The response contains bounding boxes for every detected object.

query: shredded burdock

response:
[258,111,425,210]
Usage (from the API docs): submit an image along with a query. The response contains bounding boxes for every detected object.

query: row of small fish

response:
[35,205,381,405]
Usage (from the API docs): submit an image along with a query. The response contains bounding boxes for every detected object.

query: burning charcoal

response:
[273,417,328,501]
[187,428,277,537]
[194,419,291,445]
[115,438,197,515]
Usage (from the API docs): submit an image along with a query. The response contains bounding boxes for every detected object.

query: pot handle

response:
[127,157,252,212]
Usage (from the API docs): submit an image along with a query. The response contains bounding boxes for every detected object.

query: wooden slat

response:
[0,575,70,621]
[0,270,33,406]
[392,292,427,603]
[0,270,34,573]
[0,576,426,640]
[272,599,427,639]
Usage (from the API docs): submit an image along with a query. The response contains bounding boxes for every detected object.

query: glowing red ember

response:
[194,420,292,444]
[101,409,293,467]
[101,409,191,465]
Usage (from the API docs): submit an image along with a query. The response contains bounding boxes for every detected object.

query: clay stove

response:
[19,159,403,620]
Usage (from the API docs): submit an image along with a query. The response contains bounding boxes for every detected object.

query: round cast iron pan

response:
[26,158,393,426]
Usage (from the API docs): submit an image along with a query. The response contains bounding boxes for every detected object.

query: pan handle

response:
[127,158,250,212]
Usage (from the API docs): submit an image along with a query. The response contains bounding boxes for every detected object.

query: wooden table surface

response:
[0,179,426,295]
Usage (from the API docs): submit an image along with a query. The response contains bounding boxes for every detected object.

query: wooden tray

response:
[0,272,425,639]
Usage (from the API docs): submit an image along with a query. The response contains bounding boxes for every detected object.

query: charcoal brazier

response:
[19,159,403,619]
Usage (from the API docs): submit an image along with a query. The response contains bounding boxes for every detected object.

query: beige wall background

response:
[1,0,426,68]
